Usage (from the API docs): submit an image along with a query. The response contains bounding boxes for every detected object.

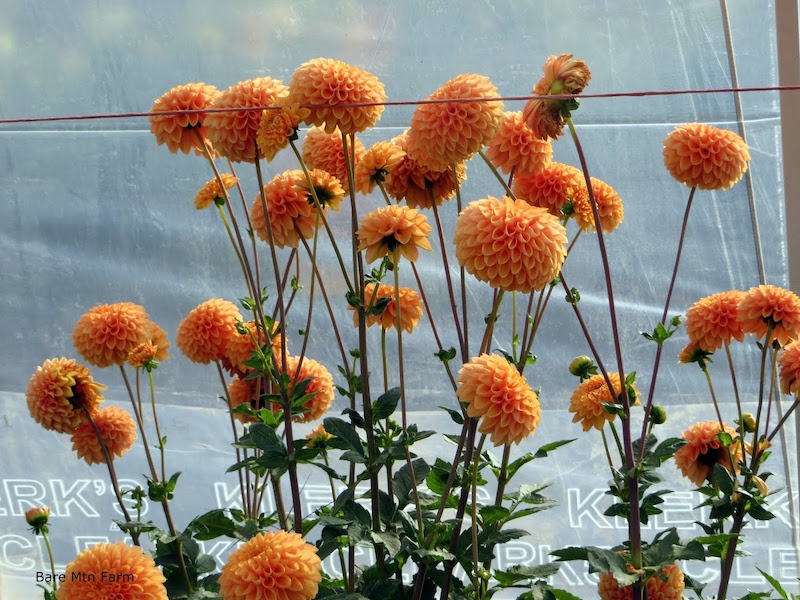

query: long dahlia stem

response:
[452,163,469,358]
[215,362,249,517]
[290,214,321,385]
[472,434,487,599]
[725,342,745,433]
[226,159,263,296]
[701,366,726,429]
[478,149,517,199]
[41,528,57,592]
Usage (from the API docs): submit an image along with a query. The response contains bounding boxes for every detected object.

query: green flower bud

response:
[742,412,756,433]
[650,405,667,425]
[569,355,593,376]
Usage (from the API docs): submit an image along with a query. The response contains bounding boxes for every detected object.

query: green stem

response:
[323,451,349,590]
[215,362,250,518]
[41,528,57,592]
[478,149,517,199]
[147,369,166,484]
[471,434,487,599]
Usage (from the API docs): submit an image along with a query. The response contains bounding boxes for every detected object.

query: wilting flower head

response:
[663,123,750,190]
[73,302,152,368]
[305,423,334,447]
[257,97,311,162]
[218,530,321,600]
[283,357,335,423]
[147,323,171,362]
[569,373,640,431]
[204,77,289,163]
[674,420,741,487]
[355,141,407,194]
[512,162,585,217]
[70,405,137,465]
[454,196,567,293]
[350,283,424,333]
[457,353,541,446]
[195,173,239,210]
[302,126,365,191]
[288,57,386,135]
[685,290,746,352]
[56,542,167,600]
[598,563,684,600]
[406,73,504,172]
[779,340,800,395]
[149,82,220,155]
[737,284,800,346]
[25,507,50,533]
[176,299,242,364]
[570,177,624,233]
[522,53,591,140]
[485,111,553,177]
[26,358,106,434]
[357,205,433,264]
[127,341,159,369]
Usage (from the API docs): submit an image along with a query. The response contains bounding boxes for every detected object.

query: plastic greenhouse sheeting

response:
[0,0,796,598]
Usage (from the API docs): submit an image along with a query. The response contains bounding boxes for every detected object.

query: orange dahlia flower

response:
[176,298,242,364]
[512,162,584,217]
[25,506,50,530]
[675,420,741,487]
[149,82,220,155]
[305,423,334,446]
[569,372,640,432]
[228,377,264,423]
[224,320,287,376]
[73,302,152,368]
[779,341,800,395]
[288,57,385,135]
[685,290,746,352]
[204,77,289,163]
[523,53,591,140]
[26,358,105,434]
[737,284,800,346]
[56,542,167,600]
[301,126,365,191]
[147,323,171,362]
[354,141,407,194]
[598,563,684,600]
[282,356,335,423]
[218,530,321,600]
[485,111,553,177]
[570,177,624,233]
[350,283,424,333]
[257,97,311,162]
[195,173,238,210]
[453,196,567,293]
[663,123,750,190]
[406,73,504,172]
[70,405,137,465]
[357,205,433,264]
[457,353,541,446]
[678,342,711,366]
[127,341,158,369]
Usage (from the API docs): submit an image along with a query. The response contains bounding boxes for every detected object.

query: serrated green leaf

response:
[323,417,365,457]
[372,387,400,421]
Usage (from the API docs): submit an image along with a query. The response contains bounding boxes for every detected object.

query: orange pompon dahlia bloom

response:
[355,141,407,194]
[204,77,289,163]
[357,205,432,264]
[224,320,287,376]
[302,126,365,191]
[176,298,243,364]
[73,302,152,368]
[218,530,322,600]
[227,377,263,423]
[569,372,640,432]
[779,340,800,395]
[674,420,741,487]
[570,177,625,233]
[512,162,584,217]
[127,341,158,369]
[306,423,334,445]
[195,173,238,210]
[70,405,137,465]
[288,57,386,135]
[678,342,711,366]
[149,82,220,155]
[457,353,541,446]
[56,542,167,600]
[737,284,800,346]
[663,123,750,190]
[598,563,684,600]
[26,358,106,434]
[147,323,171,362]
[257,97,311,162]
[282,356,335,423]
[485,111,553,177]
[406,73,504,172]
[685,290,746,352]
[523,53,591,140]
[349,283,424,333]
[454,196,567,293]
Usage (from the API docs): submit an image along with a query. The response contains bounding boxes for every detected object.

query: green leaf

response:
[372,387,400,422]
[393,458,430,508]
[186,510,236,540]
[435,347,458,362]
[714,463,735,496]
[756,567,789,600]
[370,531,402,557]
[649,437,686,465]
[439,405,465,425]
[586,548,638,587]
[493,563,560,586]
[550,547,588,561]
[323,417,366,458]
[534,439,576,459]
[748,502,776,521]
[480,505,511,526]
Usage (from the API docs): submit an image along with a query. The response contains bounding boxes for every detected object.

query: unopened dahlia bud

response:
[25,507,50,533]
[741,412,756,433]
[753,475,769,497]
[569,355,596,380]
[650,405,667,425]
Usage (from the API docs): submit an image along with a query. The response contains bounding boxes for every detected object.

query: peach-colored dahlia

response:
[357,205,433,264]
[685,291,746,352]
[218,530,321,600]
[485,111,553,177]
[350,283,424,333]
[779,340,800,395]
[257,97,311,162]
[663,123,750,190]
[204,77,289,163]
[195,173,239,210]
[301,126,365,191]
[283,356,335,423]
[678,342,711,365]
[176,298,243,364]
[598,563,684,600]
[406,73,504,172]
[228,376,265,423]
[73,302,152,368]
[127,341,158,369]
[737,284,800,346]
[147,323,171,362]
[25,506,50,530]
[453,196,567,293]
[522,53,591,140]
[569,373,640,431]
[56,542,167,600]
[26,358,105,434]
[512,162,584,218]
[570,177,624,233]
[674,420,741,487]
[149,82,220,155]
[305,423,334,446]
[224,320,287,376]
[354,140,407,194]
[457,353,541,446]
[70,405,137,465]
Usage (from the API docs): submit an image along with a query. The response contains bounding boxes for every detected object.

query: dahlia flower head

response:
[283,356,335,423]
[569,372,640,431]
[568,176,624,233]
[73,302,159,368]
[354,140,407,195]
[176,298,243,364]
[598,563,684,600]
[512,161,585,218]
[684,290,746,352]
[737,284,800,346]
[70,405,137,465]
[779,340,800,395]
[663,123,750,190]
[485,110,553,177]
[302,126,366,191]
[195,173,239,210]
[149,82,220,155]
[350,283,424,333]
[356,204,433,265]
[674,420,742,487]
[257,97,311,162]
